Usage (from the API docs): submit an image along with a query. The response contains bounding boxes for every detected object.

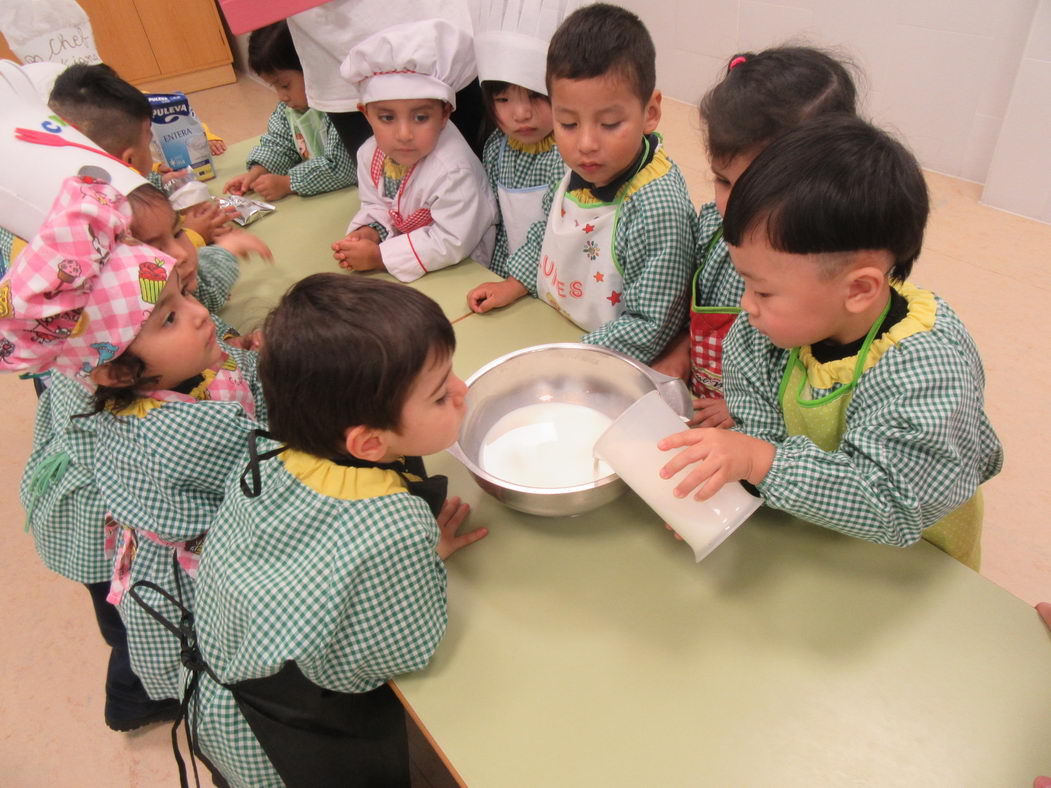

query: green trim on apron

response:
[283,106,326,160]
[777,294,982,569]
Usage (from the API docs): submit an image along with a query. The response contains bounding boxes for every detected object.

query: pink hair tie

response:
[728,56,747,71]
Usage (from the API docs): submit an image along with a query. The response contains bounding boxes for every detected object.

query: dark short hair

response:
[723,115,929,282]
[259,274,455,459]
[248,20,302,76]
[90,349,160,414]
[546,3,655,104]
[479,80,550,135]
[699,47,857,162]
[49,64,151,157]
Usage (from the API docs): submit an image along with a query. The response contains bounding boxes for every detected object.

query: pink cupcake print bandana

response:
[0,175,175,388]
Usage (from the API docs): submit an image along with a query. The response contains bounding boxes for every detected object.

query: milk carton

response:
[146,92,215,181]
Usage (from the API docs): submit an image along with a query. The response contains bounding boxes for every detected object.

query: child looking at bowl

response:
[650,47,858,428]
[467,3,697,365]
[658,115,1002,569]
[331,19,496,282]
[183,274,486,786]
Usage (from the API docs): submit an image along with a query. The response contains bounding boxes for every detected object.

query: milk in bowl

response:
[479,403,614,488]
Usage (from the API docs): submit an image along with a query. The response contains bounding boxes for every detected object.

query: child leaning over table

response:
[650,47,859,428]
[223,20,356,202]
[467,3,697,365]
[331,19,496,282]
[183,275,486,787]
[658,115,1003,570]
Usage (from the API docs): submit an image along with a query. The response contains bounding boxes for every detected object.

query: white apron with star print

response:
[536,171,625,332]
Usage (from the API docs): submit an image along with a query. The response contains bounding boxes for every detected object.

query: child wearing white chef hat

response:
[473,0,578,278]
[331,19,497,282]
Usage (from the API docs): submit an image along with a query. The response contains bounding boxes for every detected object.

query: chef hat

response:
[0,59,147,242]
[340,19,476,109]
[473,0,582,96]
[0,176,175,388]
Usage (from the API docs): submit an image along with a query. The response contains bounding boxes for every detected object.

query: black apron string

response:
[128,554,221,788]
[239,429,286,499]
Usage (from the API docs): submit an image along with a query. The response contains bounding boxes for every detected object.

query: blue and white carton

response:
[146,92,215,180]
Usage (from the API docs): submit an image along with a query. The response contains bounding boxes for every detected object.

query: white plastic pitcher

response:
[594,391,761,561]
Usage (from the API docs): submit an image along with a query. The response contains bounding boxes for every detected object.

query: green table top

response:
[208,137,501,331]
[211,138,1051,786]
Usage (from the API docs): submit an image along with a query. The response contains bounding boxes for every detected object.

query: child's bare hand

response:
[333,236,383,271]
[468,278,527,313]
[224,329,263,352]
[687,397,734,429]
[160,167,189,185]
[209,138,227,156]
[1037,602,1051,631]
[435,496,487,560]
[663,523,684,541]
[181,201,234,245]
[215,228,273,262]
[658,428,774,501]
[252,174,293,201]
[223,172,257,196]
[649,331,690,381]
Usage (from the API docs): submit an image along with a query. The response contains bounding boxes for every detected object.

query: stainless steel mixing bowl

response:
[447,343,692,516]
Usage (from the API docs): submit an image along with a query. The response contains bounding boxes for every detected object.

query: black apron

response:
[132,431,449,787]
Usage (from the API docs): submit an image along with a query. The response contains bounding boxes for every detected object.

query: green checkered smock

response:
[92,347,265,699]
[506,140,697,364]
[196,245,240,315]
[724,289,1003,546]
[695,201,744,309]
[482,130,566,278]
[246,102,356,196]
[190,444,448,787]
[20,372,108,583]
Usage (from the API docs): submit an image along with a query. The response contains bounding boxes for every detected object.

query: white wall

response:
[981,0,1051,221]
[617,0,1037,184]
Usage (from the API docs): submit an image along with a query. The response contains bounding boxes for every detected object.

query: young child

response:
[473,1,572,277]
[48,63,234,247]
[223,20,356,202]
[6,174,262,722]
[179,274,485,786]
[651,47,858,428]
[331,19,496,282]
[657,116,1003,570]
[466,3,697,365]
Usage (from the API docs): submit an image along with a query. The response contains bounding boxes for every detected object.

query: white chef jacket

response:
[348,123,496,282]
[287,0,474,113]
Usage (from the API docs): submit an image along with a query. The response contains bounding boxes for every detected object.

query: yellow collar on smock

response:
[797,281,937,390]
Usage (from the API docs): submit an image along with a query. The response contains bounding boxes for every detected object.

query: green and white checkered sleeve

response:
[246,103,301,176]
[94,401,258,544]
[308,495,448,690]
[729,304,1004,546]
[195,245,239,313]
[0,226,13,278]
[483,133,511,277]
[695,201,744,309]
[19,373,112,583]
[723,313,793,444]
[504,182,556,295]
[582,167,697,364]
[288,113,357,196]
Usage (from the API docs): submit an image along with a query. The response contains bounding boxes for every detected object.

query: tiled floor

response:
[2,75,1048,785]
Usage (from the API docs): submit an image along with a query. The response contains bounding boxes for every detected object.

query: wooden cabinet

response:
[0,0,234,92]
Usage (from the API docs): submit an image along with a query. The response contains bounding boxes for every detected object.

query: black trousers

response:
[84,580,157,715]
[327,79,487,162]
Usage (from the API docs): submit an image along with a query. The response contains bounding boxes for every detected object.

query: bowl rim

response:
[451,342,653,495]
